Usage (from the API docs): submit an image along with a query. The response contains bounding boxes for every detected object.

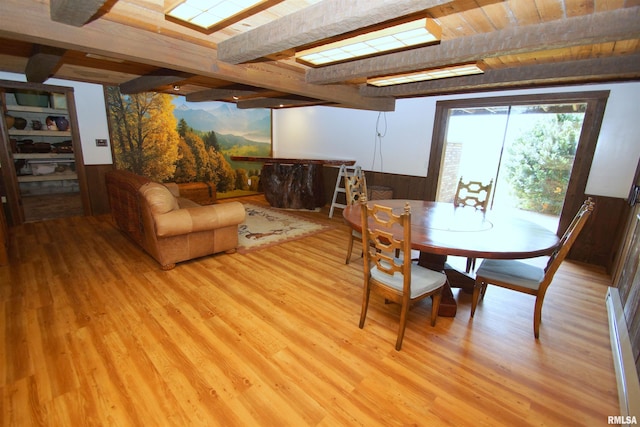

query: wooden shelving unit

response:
[0,79,91,225]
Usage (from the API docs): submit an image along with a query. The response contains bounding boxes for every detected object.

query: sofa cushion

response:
[154,202,246,237]
[140,182,179,215]
[163,182,181,198]
[177,197,201,209]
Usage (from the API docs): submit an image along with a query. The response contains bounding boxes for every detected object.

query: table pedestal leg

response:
[437,282,458,317]
[417,252,477,317]
[443,267,475,294]
[417,253,456,317]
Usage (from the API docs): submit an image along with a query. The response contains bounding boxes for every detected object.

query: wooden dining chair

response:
[454,177,494,272]
[359,198,447,350]
[470,197,595,338]
[344,173,367,264]
[454,177,493,210]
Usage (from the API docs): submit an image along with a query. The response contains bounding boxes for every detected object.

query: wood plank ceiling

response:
[0,0,638,111]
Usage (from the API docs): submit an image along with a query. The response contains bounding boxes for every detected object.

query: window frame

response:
[425,90,610,236]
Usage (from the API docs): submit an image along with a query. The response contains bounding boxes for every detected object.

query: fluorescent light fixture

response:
[165,0,279,32]
[367,63,485,87]
[296,17,441,66]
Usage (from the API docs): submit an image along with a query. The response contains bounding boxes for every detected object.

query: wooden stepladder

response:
[329,164,363,218]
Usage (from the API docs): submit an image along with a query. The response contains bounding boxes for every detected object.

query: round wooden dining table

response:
[343,200,561,317]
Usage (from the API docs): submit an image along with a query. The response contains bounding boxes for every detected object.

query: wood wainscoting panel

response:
[323,166,428,204]
[574,195,629,273]
[85,164,114,215]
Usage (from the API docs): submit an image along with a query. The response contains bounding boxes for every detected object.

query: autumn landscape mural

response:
[105,87,271,198]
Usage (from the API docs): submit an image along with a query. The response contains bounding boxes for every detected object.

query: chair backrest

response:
[454,177,493,210]
[360,200,412,292]
[345,173,367,206]
[542,197,595,284]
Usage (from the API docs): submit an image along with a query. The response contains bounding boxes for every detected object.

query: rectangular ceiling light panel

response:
[296,18,441,66]
[367,64,485,87]
[167,0,266,29]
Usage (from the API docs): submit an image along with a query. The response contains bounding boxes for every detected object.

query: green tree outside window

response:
[505,113,582,215]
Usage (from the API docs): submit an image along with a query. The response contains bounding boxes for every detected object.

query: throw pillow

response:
[140,182,179,215]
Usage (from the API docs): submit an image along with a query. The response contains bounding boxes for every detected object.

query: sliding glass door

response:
[436,103,586,231]
[427,91,609,236]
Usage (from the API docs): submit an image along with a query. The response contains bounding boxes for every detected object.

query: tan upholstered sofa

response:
[105,169,246,270]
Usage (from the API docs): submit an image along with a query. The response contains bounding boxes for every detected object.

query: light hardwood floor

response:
[1,196,620,426]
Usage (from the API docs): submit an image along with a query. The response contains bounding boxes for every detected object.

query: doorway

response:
[426,91,610,239]
[436,103,587,232]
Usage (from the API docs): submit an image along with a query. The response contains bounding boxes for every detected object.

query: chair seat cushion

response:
[371,262,446,298]
[476,259,544,290]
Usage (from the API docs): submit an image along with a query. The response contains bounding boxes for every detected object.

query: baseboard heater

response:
[606,287,640,417]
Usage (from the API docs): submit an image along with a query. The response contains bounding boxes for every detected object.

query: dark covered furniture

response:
[231,156,355,210]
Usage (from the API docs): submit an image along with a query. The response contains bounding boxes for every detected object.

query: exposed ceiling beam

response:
[0,3,217,77]
[308,6,640,85]
[0,0,394,111]
[119,69,193,94]
[213,62,394,111]
[217,0,453,64]
[236,98,323,109]
[25,45,66,83]
[50,0,108,27]
[359,55,640,97]
[186,88,260,102]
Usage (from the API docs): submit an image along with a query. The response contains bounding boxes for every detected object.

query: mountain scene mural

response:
[173,101,271,143]
[173,100,272,174]
[107,88,271,198]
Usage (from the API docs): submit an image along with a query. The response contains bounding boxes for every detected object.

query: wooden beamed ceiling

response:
[306,8,640,85]
[215,0,453,64]
[0,0,638,111]
[49,0,109,27]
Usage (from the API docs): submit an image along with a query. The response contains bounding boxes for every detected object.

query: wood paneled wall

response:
[84,164,114,216]
[576,195,629,272]
[323,165,627,273]
[323,166,429,203]
[615,212,640,372]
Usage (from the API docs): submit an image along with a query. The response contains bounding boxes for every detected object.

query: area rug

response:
[237,203,334,253]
